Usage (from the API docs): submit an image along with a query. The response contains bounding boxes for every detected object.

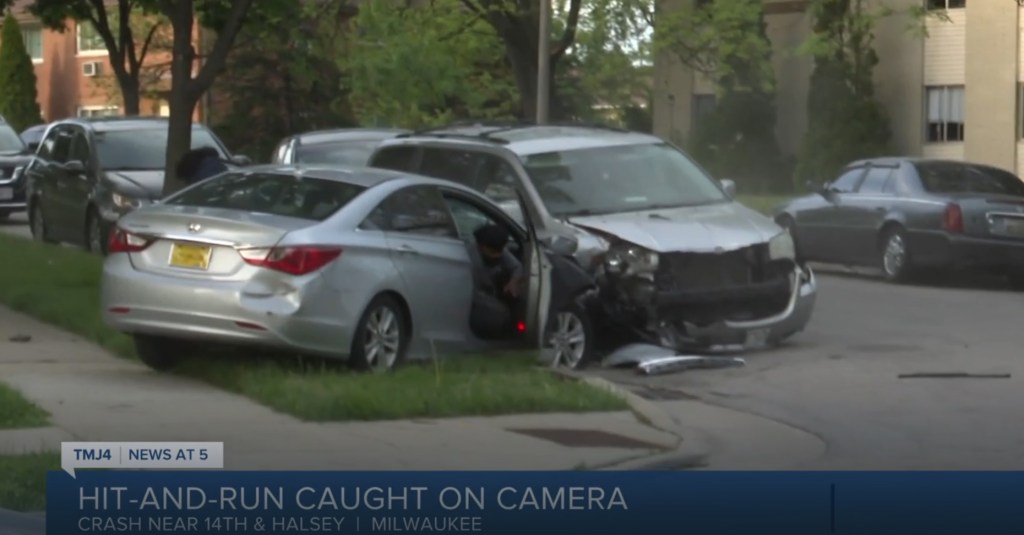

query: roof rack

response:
[393,131,510,145]
[399,119,629,143]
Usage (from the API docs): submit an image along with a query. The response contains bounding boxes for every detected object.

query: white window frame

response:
[925,85,965,144]
[21,25,43,64]
[77,105,121,118]
[76,22,108,57]
[926,0,965,10]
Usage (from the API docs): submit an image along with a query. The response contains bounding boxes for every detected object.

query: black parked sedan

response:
[0,117,36,221]
[25,117,244,254]
[774,157,1024,285]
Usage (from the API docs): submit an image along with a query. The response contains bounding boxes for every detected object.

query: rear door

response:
[372,185,475,348]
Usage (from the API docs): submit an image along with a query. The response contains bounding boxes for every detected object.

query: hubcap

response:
[883,234,905,276]
[548,312,586,368]
[362,307,400,372]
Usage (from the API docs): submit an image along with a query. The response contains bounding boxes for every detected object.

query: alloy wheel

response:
[361,307,401,372]
[883,234,906,277]
[549,311,587,368]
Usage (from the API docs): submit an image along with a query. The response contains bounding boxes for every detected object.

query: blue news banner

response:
[47,471,1024,535]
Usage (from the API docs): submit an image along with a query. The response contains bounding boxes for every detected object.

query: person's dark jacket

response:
[176,146,229,184]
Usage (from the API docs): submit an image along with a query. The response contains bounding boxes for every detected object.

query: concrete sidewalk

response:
[0,305,687,471]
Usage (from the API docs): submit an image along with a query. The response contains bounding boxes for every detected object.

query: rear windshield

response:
[164,172,366,221]
[295,140,380,166]
[916,162,1024,196]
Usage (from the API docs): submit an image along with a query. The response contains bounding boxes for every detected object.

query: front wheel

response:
[133,334,185,371]
[545,302,594,370]
[349,294,409,373]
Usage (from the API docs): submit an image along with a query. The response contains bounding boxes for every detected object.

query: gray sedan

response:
[100,166,559,372]
[774,157,1024,285]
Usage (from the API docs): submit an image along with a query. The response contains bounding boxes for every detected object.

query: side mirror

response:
[720,178,737,197]
[543,235,578,256]
[63,160,86,174]
[229,154,252,166]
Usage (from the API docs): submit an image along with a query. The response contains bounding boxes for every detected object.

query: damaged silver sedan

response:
[368,123,817,367]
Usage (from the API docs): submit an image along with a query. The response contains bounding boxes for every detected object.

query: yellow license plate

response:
[169,243,212,270]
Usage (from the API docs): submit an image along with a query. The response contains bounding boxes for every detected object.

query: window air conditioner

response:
[82,61,102,77]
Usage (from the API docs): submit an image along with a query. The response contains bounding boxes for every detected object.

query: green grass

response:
[736,195,794,215]
[0,383,48,429]
[0,234,626,421]
[0,452,58,512]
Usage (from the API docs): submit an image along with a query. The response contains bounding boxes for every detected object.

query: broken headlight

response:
[604,243,659,276]
[768,230,796,260]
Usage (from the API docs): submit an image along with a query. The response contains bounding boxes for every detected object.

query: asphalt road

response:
[2,214,1022,470]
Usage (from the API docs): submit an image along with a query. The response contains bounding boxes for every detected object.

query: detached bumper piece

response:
[636,355,746,376]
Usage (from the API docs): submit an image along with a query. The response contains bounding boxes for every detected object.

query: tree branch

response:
[188,0,257,99]
[551,0,581,61]
[135,21,162,72]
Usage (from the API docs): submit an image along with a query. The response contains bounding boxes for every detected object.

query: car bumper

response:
[100,254,357,357]
[657,265,817,349]
[0,178,27,212]
[911,231,1024,271]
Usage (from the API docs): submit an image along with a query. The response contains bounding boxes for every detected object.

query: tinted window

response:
[0,123,24,153]
[94,127,226,170]
[164,172,365,221]
[857,167,894,194]
[68,130,91,164]
[363,186,457,238]
[521,143,727,217]
[830,167,866,192]
[295,140,380,166]
[420,148,484,183]
[369,146,417,171]
[916,162,1024,196]
[48,129,74,163]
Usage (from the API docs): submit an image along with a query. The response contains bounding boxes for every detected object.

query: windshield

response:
[917,162,1024,196]
[95,128,226,170]
[294,140,380,166]
[0,124,26,154]
[164,172,366,221]
[520,143,728,217]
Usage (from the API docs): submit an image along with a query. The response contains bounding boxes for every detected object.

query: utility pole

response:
[535,0,551,124]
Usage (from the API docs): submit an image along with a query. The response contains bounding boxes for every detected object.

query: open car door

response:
[516,190,552,350]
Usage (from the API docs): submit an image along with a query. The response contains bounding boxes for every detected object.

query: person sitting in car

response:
[469,224,525,338]
[175,146,229,184]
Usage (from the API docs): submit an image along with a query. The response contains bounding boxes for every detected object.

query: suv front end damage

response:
[588,232,816,351]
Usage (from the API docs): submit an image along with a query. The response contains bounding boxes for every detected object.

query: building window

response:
[21,26,43,62]
[77,106,120,118]
[691,94,716,130]
[925,85,964,143]
[77,21,113,55]
[927,0,965,9]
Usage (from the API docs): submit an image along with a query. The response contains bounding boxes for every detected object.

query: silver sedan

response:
[100,166,558,372]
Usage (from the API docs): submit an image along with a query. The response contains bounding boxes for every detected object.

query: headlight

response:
[605,244,659,275]
[112,192,141,209]
[768,230,796,260]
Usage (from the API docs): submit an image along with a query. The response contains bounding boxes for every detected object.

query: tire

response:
[545,301,594,370]
[879,226,913,283]
[29,200,55,244]
[84,207,107,255]
[133,334,184,371]
[349,294,409,372]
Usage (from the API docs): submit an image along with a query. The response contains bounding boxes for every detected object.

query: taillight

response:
[108,227,153,253]
[943,203,963,234]
[238,246,342,275]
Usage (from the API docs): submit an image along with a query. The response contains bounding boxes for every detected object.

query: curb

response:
[550,369,711,470]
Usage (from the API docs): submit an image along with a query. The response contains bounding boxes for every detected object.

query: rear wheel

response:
[85,207,106,255]
[880,226,913,283]
[349,294,409,373]
[29,200,55,244]
[133,334,185,371]
[545,302,594,370]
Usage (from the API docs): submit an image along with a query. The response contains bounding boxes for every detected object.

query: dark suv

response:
[0,116,37,221]
[25,117,244,253]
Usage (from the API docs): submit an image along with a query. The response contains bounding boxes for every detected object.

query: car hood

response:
[566,201,783,253]
[105,170,165,198]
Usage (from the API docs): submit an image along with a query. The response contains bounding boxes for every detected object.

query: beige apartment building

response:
[652,0,1024,178]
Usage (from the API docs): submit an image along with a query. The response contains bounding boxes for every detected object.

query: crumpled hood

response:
[105,170,165,198]
[567,201,783,253]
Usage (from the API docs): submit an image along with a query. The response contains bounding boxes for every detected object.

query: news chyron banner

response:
[49,442,1021,535]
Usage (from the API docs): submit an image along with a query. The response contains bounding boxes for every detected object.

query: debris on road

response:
[602,343,678,368]
[637,356,745,376]
[7,334,31,343]
[898,372,1011,379]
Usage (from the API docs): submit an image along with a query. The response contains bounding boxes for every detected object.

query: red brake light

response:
[516,321,526,332]
[238,246,342,275]
[943,203,963,234]
[108,227,153,253]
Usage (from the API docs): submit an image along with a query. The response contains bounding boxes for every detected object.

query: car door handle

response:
[397,244,420,255]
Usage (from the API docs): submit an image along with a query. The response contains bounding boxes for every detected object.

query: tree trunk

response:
[118,77,141,116]
[506,45,563,121]
[162,2,198,197]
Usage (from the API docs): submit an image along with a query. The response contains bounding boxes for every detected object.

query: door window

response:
[830,167,866,193]
[68,130,92,165]
[419,148,485,184]
[369,146,418,172]
[442,194,521,247]
[857,167,894,194]
[39,127,72,163]
[475,155,521,203]
[362,185,458,238]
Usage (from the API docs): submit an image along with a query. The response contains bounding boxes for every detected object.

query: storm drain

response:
[630,386,699,401]
[508,428,662,449]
